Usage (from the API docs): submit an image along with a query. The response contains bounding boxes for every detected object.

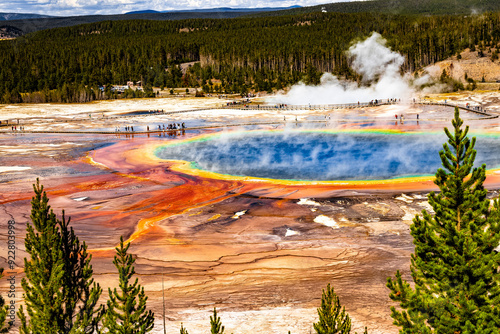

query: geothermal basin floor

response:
[1,94,500,334]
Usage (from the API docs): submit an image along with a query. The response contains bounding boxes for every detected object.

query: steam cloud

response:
[275,32,414,105]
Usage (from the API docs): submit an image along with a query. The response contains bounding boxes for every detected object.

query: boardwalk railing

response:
[1,100,497,130]
[221,101,383,110]
[221,100,498,118]
[416,101,496,117]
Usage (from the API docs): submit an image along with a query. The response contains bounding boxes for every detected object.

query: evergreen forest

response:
[2,10,500,103]
[257,0,500,16]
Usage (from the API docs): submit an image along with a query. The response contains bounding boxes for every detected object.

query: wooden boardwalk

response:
[0,101,497,135]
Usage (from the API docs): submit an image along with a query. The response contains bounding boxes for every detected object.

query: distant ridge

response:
[1,11,262,35]
[0,12,53,21]
[3,0,500,37]
[125,10,161,14]
[1,6,303,37]
[126,6,301,15]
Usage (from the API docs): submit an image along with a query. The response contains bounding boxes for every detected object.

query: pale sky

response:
[0,0,345,16]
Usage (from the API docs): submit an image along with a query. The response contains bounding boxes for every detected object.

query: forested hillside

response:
[1,11,257,36]
[259,0,500,16]
[5,0,500,36]
[1,11,500,103]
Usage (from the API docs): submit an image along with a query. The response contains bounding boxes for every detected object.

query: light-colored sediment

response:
[0,166,31,173]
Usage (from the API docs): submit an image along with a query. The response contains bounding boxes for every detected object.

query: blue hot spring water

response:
[155,131,500,181]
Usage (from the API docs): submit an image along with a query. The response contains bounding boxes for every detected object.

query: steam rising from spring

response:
[156,132,500,181]
[275,32,413,105]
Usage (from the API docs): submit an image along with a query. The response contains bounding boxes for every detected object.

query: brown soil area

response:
[425,48,500,83]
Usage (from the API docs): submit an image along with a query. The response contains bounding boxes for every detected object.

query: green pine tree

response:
[313,283,351,334]
[101,236,154,334]
[58,211,103,332]
[210,308,224,334]
[180,323,189,334]
[387,107,500,332]
[0,268,12,333]
[313,283,368,334]
[18,179,103,334]
[19,179,66,334]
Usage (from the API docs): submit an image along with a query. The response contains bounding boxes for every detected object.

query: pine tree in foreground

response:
[19,179,64,334]
[18,179,103,334]
[387,107,500,332]
[0,268,11,333]
[210,308,225,334]
[314,283,351,334]
[179,323,189,334]
[101,236,154,334]
[313,283,367,334]
[58,202,103,332]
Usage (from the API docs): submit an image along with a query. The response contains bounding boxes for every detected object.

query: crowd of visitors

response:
[115,122,186,132]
